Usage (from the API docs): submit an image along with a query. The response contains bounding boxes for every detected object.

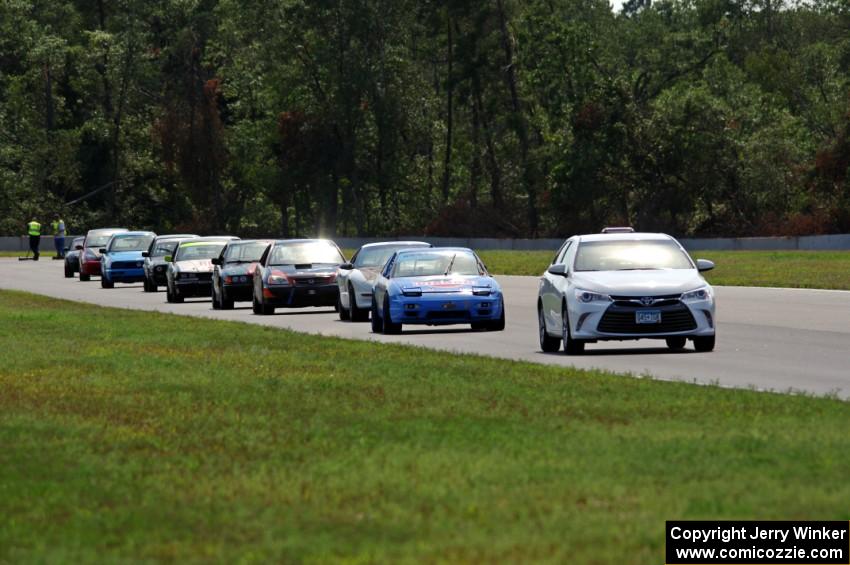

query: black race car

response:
[63,237,85,278]
[251,239,345,315]
[211,240,272,310]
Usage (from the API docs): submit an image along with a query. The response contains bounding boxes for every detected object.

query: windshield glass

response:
[269,241,344,266]
[354,244,429,268]
[108,235,154,252]
[392,250,482,277]
[87,234,119,248]
[225,242,269,263]
[574,240,693,271]
[151,240,181,257]
[175,242,226,261]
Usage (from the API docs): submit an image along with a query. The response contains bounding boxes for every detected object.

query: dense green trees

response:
[1,0,848,237]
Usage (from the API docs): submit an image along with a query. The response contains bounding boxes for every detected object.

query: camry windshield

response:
[224,242,268,263]
[175,243,226,261]
[108,235,154,252]
[574,240,693,271]
[269,242,344,266]
[151,240,180,257]
[354,244,429,268]
[392,250,482,277]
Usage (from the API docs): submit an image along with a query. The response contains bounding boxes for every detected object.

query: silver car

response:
[537,228,716,354]
[336,241,430,321]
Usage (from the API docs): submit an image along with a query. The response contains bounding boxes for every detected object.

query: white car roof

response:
[576,232,676,243]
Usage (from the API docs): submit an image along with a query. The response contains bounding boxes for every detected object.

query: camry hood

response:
[175,259,214,273]
[393,274,496,293]
[570,269,707,296]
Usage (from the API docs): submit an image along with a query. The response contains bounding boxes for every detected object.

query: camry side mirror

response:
[339,262,354,270]
[164,255,173,263]
[547,264,568,277]
[696,259,715,272]
[141,251,149,258]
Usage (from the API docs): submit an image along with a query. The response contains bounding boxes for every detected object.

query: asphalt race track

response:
[3,259,850,398]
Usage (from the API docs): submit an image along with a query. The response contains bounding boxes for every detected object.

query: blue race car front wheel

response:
[382,296,402,334]
[371,298,383,333]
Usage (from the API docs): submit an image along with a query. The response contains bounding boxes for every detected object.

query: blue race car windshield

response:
[109,235,154,252]
[354,244,429,268]
[175,243,226,261]
[269,241,343,266]
[574,240,693,272]
[224,242,268,263]
[393,250,482,277]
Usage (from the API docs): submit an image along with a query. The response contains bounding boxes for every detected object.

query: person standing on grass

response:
[27,218,41,260]
[52,215,66,258]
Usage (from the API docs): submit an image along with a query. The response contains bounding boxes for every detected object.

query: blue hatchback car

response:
[370,247,505,334]
[100,231,157,288]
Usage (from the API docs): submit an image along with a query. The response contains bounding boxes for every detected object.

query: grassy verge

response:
[477,249,850,290]
[1,291,849,562]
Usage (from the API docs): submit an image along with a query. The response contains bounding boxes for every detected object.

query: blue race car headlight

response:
[681,287,712,302]
[472,286,492,296]
[575,288,612,303]
[402,287,422,297]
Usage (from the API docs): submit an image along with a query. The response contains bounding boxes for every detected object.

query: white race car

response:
[337,241,431,321]
[537,228,716,354]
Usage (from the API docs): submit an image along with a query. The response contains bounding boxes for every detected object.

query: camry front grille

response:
[597,302,697,334]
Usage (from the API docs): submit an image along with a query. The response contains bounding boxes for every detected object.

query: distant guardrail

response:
[4,234,850,253]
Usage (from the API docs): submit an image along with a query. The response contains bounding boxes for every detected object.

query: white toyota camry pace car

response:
[537,228,716,354]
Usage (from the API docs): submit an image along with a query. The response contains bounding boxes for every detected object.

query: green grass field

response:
[477,250,850,290]
[2,290,849,562]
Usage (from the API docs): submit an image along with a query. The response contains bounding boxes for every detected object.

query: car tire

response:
[79,273,90,282]
[371,298,384,333]
[349,284,369,322]
[64,263,73,278]
[382,296,402,334]
[252,291,262,314]
[562,306,585,355]
[101,277,114,289]
[666,337,687,350]
[143,277,154,292]
[253,290,274,315]
[338,292,350,321]
[539,307,561,352]
[212,288,221,310]
[693,335,715,352]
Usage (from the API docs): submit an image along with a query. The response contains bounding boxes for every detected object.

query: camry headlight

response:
[575,288,612,303]
[681,287,712,302]
[268,274,289,285]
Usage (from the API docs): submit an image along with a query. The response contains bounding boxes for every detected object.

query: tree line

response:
[1,0,849,238]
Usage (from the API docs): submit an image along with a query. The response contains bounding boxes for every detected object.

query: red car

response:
[77,228,128,281]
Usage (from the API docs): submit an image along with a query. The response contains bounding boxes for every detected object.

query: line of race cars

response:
[62,226,716,352]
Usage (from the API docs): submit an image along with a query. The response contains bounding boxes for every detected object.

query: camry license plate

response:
[636,310,661,324]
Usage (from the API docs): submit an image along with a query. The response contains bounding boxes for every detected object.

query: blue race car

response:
[100,231,157,288]
[370,247,505,334]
